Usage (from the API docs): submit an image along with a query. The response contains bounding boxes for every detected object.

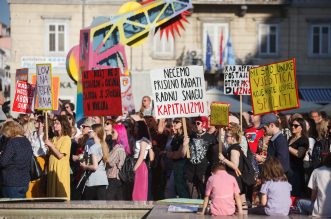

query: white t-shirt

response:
[304,137,316,162]
[308,166,331,217]
[133,138,151,159]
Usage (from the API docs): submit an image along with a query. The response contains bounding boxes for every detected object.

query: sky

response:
[0,0,10,26]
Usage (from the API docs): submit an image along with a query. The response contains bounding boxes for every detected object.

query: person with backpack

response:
[106,124,126,200]
[248,157,292,216]
[219,124,245,204]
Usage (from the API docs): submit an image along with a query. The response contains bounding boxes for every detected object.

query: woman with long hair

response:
[288,117,309,197]
[45,115,72,200]
[165,118,189,198]
[132,120,154,201]
[248,157,292,216]
[26,115,48,198]
[106,124,127,200]
[139,96,153,116]
[0,121,32,198]
[80,124,109,200]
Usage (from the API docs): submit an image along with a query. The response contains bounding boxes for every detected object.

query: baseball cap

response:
[257,113,278,130]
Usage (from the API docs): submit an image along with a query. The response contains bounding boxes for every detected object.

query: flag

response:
[225,34,236,65]
[205,33,212,72]
[219,30,223,67]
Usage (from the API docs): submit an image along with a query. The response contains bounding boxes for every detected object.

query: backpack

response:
[240,147,257,187]
[118,156,135,184]
[311,138,330,168]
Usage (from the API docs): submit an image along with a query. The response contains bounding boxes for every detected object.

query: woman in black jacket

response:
[0,120,32,198]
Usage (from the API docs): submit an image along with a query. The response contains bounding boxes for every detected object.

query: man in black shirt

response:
[184,116,216,199]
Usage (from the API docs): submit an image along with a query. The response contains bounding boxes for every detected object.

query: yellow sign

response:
[249,58,299,115]
[210,102,230,126]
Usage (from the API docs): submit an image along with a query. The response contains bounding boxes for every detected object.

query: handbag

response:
[76,158,103,195]
[30,155,42,181]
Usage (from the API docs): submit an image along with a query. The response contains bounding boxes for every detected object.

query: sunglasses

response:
[195,121,202,126]
[65,106,70,109]
[291,124,301,129]
[81,125,90,129]
[173,120,181,124]
[105,122,112,126]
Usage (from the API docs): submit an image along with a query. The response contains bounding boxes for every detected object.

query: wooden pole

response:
[218,127,222,155]
[240,95,243,131]
[44,111,48,140]
[182,117,190,158]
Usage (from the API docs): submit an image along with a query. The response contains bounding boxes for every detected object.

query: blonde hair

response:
[92,124,109,164]
[1,120,25,138]
[228,123,242,143]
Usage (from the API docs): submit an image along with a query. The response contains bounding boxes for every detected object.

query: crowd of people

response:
[0,96,330,217]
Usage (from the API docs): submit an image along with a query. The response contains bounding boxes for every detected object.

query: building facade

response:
[9,0,331,113]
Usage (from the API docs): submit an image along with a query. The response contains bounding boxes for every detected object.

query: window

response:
[258,24,278,55]
[152,31,175,59]
[309,24,331,56]
[202,23,229,70]
[46,22,67,53]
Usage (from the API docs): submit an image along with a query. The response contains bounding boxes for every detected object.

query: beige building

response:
[9,0,331,113]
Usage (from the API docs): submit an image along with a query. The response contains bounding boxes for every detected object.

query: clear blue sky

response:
[0,0,10,26]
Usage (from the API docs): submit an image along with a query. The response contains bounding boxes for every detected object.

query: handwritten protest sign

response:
[15,68,29,82]
[12,81,35,113]
[249,58,299,115]
[82,68,122,116]
[32,75,59,110]
[150,66,208,119]
[210,102,230,126]
[224,65,258,95]
[36,64,53,110]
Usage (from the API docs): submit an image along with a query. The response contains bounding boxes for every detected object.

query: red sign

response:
[12,81,35,113]
[82,68,122,116]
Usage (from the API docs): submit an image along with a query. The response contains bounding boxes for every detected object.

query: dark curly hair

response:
[54,115,72,137]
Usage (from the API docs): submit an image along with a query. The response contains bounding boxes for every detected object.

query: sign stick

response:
[240,95,243,131]
[44,111,49,140]
[218,127,222,155]
[182,117,190,158]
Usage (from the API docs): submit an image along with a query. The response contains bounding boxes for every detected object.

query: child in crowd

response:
[198,163,243,216]
[248,157,292,216]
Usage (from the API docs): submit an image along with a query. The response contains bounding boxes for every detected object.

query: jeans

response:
[297,199,314,215]
[2,186,28,198]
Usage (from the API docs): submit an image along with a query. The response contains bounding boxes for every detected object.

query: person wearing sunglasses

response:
[184,116,217,199]
[164,118,190,198]
[288,117,309,198]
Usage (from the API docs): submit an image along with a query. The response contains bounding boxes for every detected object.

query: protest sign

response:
[15,68,29,82]
[32,75,59,110]
[150,66,208,119]
[82,68,122,116]
[210,102,230,126]
[12,81,35,113]
[36,64,53,110]
[224,65,258,95]
[249,58,299,115]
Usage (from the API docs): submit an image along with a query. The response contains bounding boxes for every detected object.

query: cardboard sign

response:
[82,68,122,116]
[32,75,59,110]
[15,68,29,82]
[150,66,208,119]
[36,64,53,110]
[249,58,299,115]
[210,102,230,126]
[224,65,258,95]
[12,81,35,113]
